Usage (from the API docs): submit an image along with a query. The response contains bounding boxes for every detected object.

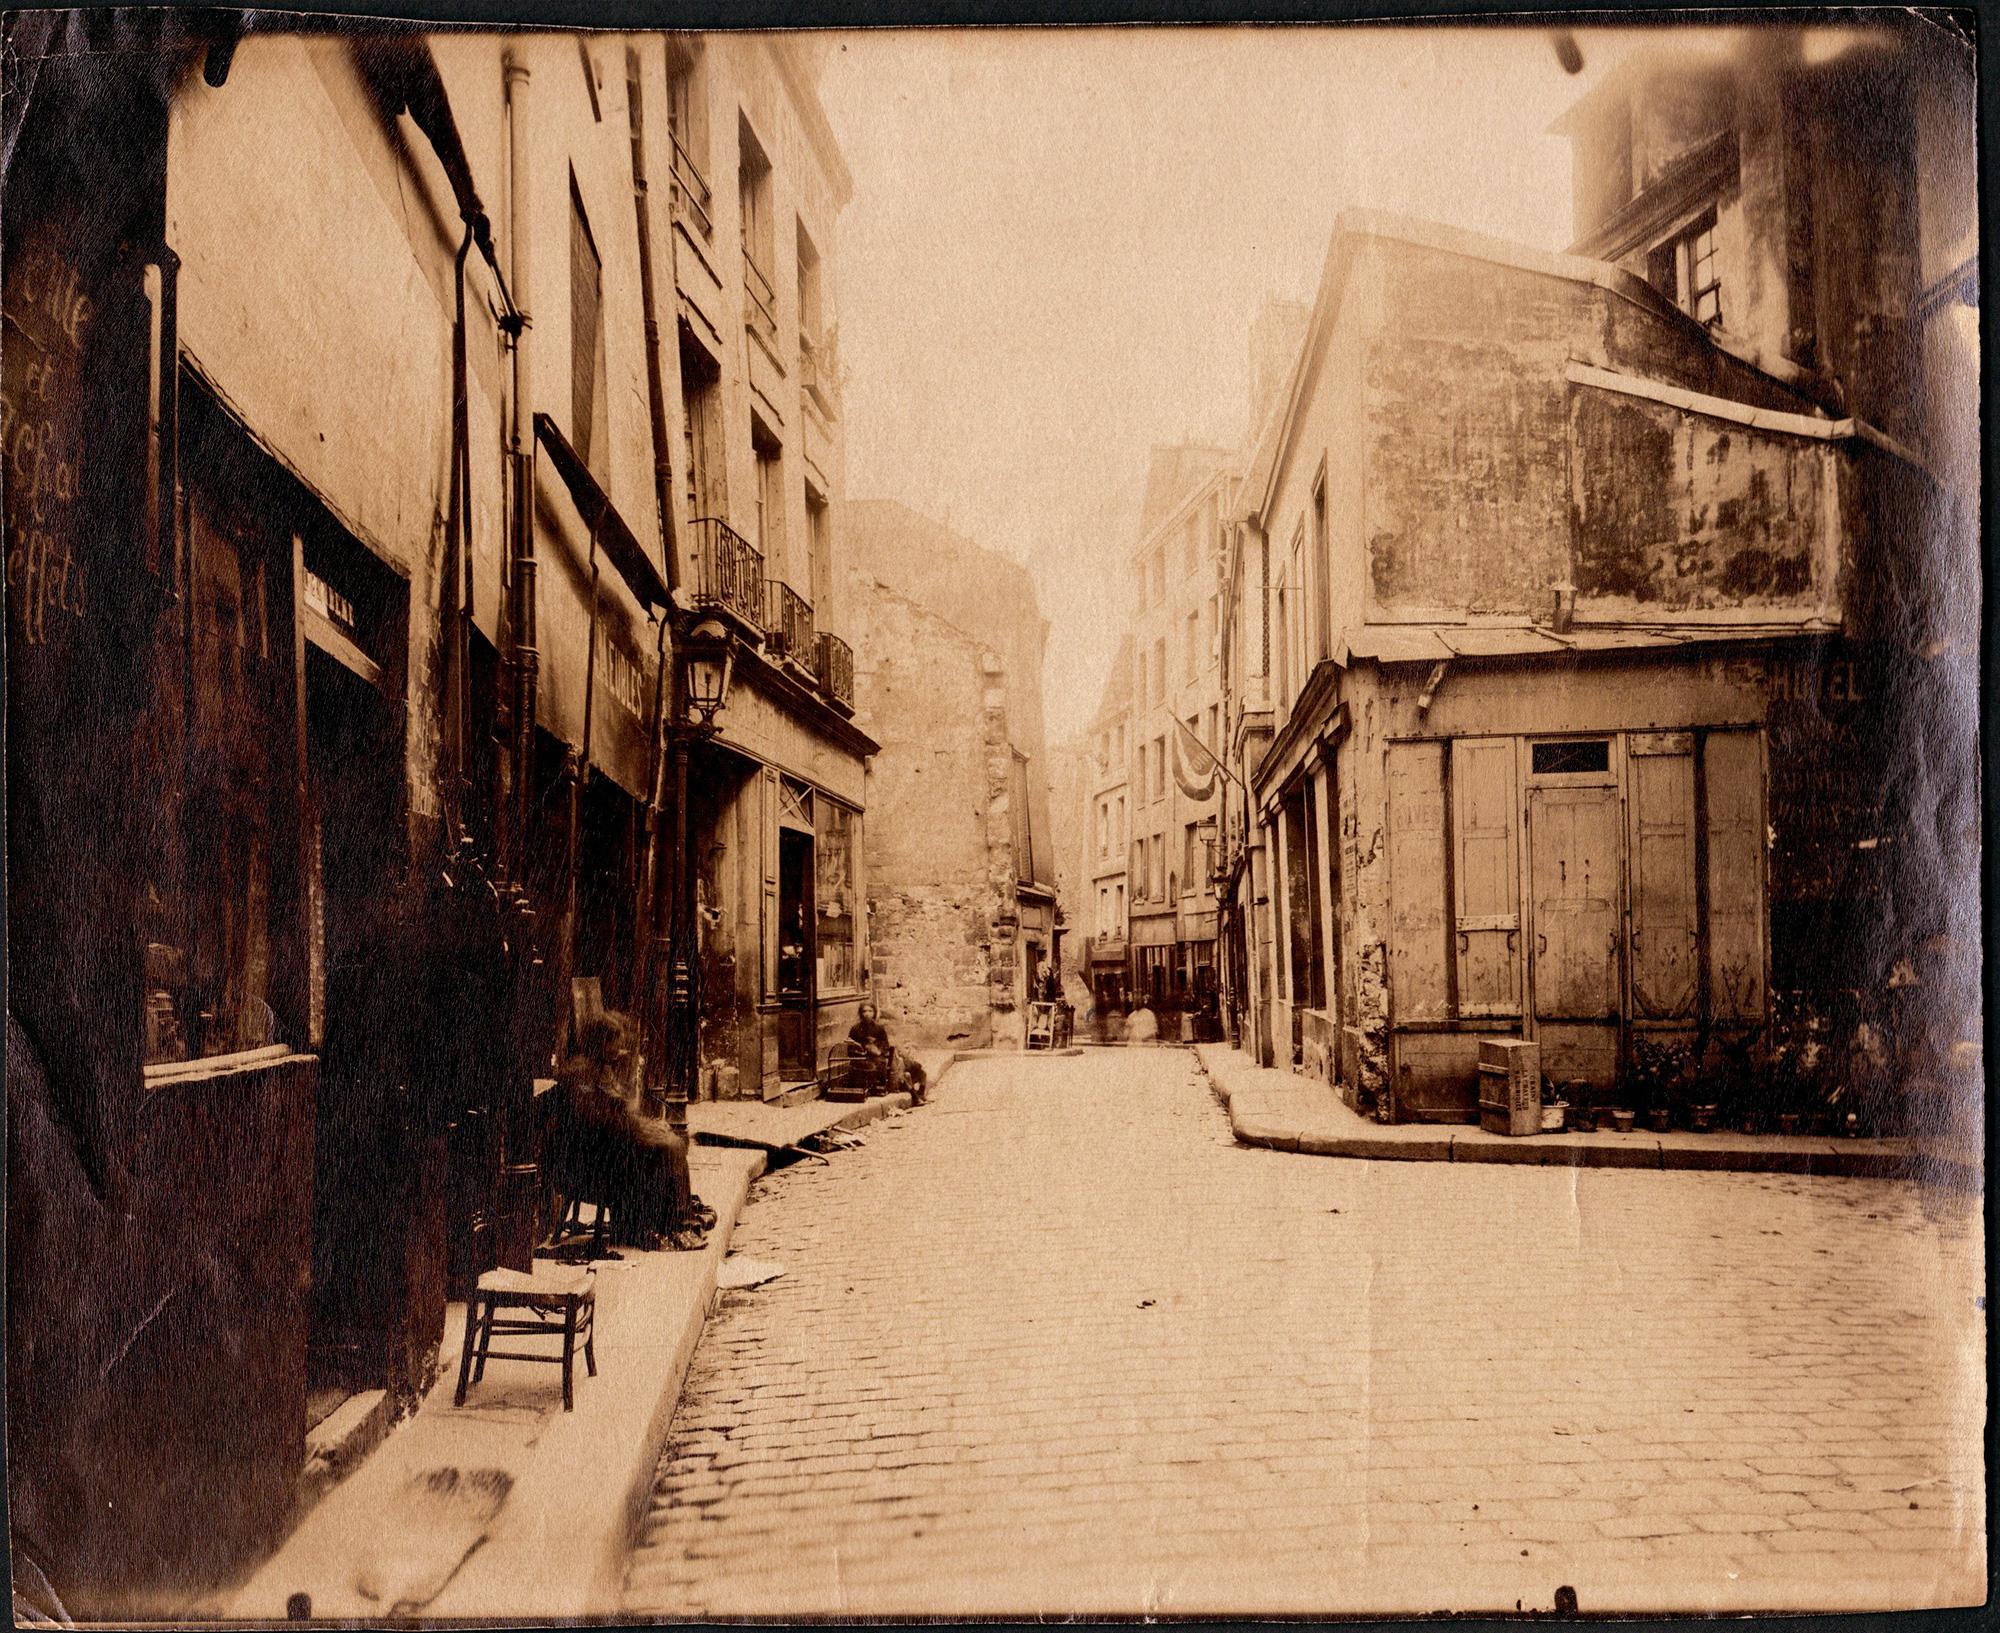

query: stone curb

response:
[1193,1042,1972,1184]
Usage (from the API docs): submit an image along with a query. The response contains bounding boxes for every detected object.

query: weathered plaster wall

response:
[1354,233,1853,625]
[844,579,1005,1047]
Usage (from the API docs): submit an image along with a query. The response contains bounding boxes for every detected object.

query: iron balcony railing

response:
[688,517,764,631]
[743,246,779,345]
[765,580,814,669]
[815,630,854,712]
[669,129,713,239]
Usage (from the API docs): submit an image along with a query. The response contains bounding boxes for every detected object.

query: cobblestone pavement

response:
[624,1049,1984,1618]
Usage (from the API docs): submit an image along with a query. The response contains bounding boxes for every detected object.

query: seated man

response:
[551,1011,713,1251]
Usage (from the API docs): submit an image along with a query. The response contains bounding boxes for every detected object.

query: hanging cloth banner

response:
[1173,716,1219,802]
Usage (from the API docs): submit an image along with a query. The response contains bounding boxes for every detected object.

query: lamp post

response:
[663,614,734,1137]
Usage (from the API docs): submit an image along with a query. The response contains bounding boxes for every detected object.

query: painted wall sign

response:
[3,245,95,647]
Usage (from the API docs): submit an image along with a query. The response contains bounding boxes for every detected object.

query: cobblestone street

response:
[624,1049,1984,1618]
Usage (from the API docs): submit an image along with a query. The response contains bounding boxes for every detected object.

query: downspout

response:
[503,50,538,895]
[627,43,681,1071]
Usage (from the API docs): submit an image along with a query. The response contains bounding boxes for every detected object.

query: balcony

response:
[765,579,814,672]
[815,629,854,714]
[688,516,764,635]
[669,129,713,239]
[743,247,779,348]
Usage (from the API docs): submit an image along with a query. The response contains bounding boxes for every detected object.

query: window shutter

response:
[1703,729,1765,1023]
[1451,737,1521,1017]
[1627,733,1698,1021]
[1386,741,1449,1022]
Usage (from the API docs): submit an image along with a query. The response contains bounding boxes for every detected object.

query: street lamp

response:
[663,614,735,1137]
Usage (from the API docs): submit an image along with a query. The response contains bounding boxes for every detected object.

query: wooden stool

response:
[454,1266,597,1411]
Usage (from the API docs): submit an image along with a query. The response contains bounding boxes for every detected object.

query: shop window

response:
[814,799,857,992]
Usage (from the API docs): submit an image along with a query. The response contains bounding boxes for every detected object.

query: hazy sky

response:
[819,26,1632,740]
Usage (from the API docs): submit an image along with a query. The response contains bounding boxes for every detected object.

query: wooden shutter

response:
[1703,729,1766,1023]
[1627,733,1698,1022]
[1386,741,1449,1022]
[1451,738,1521,1017]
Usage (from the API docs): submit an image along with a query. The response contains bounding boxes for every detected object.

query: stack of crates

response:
[1476,1038,1542,1136]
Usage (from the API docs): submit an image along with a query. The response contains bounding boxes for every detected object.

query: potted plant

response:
[1625,1036,1693,1134]
[1538,1075,1569,1133]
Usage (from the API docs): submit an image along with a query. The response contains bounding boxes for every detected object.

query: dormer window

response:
[1648,206,1722,329]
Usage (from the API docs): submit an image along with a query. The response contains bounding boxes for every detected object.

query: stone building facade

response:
[843,500,1058,1048]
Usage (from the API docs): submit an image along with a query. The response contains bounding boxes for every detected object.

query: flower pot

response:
[1689,1104,1718,1133]
[1646,1108,1672,1134]
[1777,1113,1801,1136]
[1611,1109,1636,1133]
[1540,1104,1568,1133]
[1569,1105,1596,1133]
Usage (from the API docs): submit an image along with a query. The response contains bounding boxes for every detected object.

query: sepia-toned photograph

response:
[3,4,1983,1623]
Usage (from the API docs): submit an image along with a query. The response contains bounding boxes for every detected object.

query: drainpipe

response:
[503,49,538,895]
[627,43,682,1074]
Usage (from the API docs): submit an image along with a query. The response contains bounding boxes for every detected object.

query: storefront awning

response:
[534,412,671,612]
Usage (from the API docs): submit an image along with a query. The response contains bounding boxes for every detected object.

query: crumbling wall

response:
[844,578,1013,1048]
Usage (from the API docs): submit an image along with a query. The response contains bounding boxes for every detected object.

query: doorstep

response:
[224,1144,766,1623]
[1195,1043,1958,1182]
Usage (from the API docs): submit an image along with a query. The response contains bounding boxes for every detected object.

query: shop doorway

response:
[775,827,816,1078]
[303,615,402,1397]
[1527,749,1622,1084]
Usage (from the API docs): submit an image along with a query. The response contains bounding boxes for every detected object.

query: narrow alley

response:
[625,1049,1982,1618]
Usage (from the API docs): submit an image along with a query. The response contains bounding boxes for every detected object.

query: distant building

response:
[1125,446,1231,1018]
[1078,636,1135,1013]
[843,499,1057,1047]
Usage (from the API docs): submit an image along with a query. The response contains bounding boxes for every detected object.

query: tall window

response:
[814,800,857,992]
[665,37,712,238]
[796,219,824,351]
[1183,822,1201,896]
[1010,750,1035,883]
[805,486,830,610]
[1152,734,1166,802]
[1152,638,1166,708]
[1183,512,1199,578]
[738,115,776,342]
[679,327,723,518]
[753,419,784,566]
[1184,609,1199,683]
[570,178,607,476]
[1648,206,1722,329]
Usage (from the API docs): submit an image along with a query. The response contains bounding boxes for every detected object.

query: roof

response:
[1135,443,1231,546]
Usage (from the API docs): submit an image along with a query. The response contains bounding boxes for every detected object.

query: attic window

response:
[1650,207,1722,329]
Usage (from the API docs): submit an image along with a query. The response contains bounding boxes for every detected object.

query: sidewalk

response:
[225,1087,922,1623]
[1197,1042,1965,1181]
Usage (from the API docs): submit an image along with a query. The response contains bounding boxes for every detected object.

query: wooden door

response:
[1528,784,1621,1021]
[1626,733,1699,1026]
